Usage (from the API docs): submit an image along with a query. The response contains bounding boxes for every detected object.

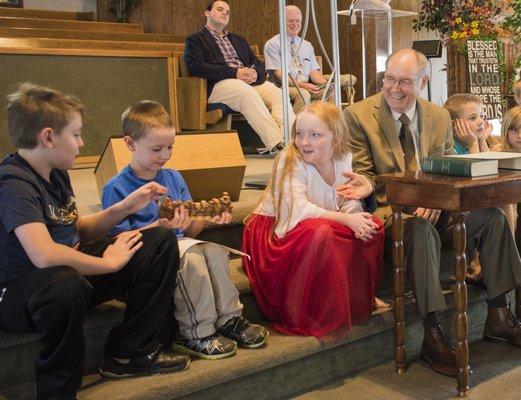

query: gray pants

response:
[174,242,243,339]
[384,207,521,318]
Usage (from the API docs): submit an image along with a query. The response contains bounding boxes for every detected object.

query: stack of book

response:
[421,151,521,177]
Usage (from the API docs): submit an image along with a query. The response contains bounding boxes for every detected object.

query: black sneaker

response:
[172,333,237,360]
[218,316,269,348]
[99,345,190,378]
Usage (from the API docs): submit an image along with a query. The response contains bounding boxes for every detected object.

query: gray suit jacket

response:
[343,93,454,221]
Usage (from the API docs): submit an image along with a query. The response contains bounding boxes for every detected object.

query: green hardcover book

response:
[421,156,498,177]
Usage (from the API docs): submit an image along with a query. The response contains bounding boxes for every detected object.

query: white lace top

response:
[255,150,364,237]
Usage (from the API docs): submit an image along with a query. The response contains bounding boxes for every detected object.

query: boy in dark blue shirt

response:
[0,84,189,400]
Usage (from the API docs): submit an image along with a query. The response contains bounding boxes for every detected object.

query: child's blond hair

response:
[443,93,482,120]
[6,82,84,150]
[500,106,521,151]
[262,101,350,236]
[122,100,174,140]
[513,79,521,99]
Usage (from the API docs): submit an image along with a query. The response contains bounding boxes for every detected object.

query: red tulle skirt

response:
[242,214,384,338]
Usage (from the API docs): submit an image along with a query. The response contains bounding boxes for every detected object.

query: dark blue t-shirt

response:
[0,153,79,286]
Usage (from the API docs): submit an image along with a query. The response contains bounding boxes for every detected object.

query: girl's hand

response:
[103,230,143,272]
[157,205,191,230]
[344,212,379,241]
[336,171,373,200]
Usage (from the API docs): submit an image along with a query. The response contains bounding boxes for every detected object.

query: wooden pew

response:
[0,7,94,21]
[0,48,179,164]
[0,37,185,53]
[0,17,143,34]
[0,27,184,43]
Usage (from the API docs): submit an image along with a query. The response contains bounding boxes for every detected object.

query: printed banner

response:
[467,40,502,119]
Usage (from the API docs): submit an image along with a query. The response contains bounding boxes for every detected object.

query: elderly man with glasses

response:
[343,48,521,377]
[263,5,356,113]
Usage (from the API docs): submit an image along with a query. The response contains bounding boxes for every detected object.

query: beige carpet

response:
[294,339,521,400]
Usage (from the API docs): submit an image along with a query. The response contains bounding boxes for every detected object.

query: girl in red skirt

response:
[242,101,385,338]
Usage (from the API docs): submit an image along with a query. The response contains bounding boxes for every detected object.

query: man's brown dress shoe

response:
[421,324,458,376]
[483,306,521,347]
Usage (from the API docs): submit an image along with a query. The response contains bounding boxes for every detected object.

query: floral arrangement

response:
[413,0,510,49]
[503,0,521,39]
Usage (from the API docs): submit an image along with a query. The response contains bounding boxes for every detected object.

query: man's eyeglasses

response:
[383,75,418,88]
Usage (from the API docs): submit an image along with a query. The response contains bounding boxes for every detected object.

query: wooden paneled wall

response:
[97,0,439,100]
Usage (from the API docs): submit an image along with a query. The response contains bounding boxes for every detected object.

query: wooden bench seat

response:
[0,27,184,43]
[0,37,185,52]
[0,16,143,33]
[0,7,94,21]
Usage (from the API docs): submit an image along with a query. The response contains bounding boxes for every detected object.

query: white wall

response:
[420,46,448,106]
[23,0,96,16]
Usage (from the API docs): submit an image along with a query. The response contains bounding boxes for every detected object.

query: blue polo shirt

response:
[264,33,320,82]
[101,166,191,237]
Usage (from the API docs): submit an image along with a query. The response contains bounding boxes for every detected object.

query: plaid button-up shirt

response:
[206,25,244,69]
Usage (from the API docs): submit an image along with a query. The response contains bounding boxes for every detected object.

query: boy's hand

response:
[336,171,373,200]
[158,205,191,230]
[453,119,477,146]
[120,182,168,215]
[208,211,232,225]
[344,212,379,241]
[102,230,143,272]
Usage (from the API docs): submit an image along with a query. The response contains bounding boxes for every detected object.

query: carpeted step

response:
[0,258,262,390]
[0,277,489,400]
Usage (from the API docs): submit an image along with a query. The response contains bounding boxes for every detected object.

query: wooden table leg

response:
[516,286,521,320]
[391,205,406,374]
[452,212,470,397]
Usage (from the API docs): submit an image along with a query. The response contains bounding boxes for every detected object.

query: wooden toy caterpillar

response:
[158,192,232,220]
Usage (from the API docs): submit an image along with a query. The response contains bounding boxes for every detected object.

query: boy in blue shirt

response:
[444,93,492,155]
[444,93,495,281]
[0,84,189,400]
[102,100,268,360]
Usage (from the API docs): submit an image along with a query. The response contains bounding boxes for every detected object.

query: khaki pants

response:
[209,79,295,149]
[290,74,357,113]
[174,242,243,339]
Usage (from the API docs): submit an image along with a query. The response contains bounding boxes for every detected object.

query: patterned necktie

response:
[290,39,306,83]
[398,113,417,171]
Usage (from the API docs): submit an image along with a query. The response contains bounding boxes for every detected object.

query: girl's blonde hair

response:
[250,101,350,236]
[500,106,521,151]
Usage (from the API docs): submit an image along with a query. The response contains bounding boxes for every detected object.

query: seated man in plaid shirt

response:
[184,0,294,153]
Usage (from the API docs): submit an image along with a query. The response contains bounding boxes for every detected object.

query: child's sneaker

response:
[172,333,237,360]
[218,316,269,348]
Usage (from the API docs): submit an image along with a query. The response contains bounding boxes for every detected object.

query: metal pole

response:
[361,10,366,99]
[330,0,341,106]
[278,0,291,144]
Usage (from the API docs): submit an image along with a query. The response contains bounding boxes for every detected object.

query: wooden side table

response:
[380,170,521,397]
